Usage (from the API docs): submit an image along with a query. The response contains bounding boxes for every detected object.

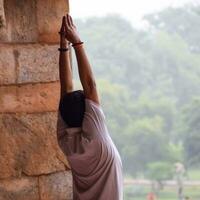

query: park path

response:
[124,179,200,186]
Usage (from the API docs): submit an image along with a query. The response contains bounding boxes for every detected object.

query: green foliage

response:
[146,162,174,181]
[73,5,200,176]
[144,5,200,53]
[188,169,200,180]
[166,143,184,163]
[180,98,200,167]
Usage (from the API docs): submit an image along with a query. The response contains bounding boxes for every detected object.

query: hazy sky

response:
[70,0,196,27]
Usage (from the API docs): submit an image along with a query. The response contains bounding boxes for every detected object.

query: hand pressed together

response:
[60,14,82,44]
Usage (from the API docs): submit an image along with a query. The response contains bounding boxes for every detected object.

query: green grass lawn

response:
[124,185,200,200]
[123,169,200,200]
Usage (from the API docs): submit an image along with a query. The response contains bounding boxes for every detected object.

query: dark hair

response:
[59,90,85,127]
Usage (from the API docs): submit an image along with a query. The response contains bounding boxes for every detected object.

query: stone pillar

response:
[0,0,73,199]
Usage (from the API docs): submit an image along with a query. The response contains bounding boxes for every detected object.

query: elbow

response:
[66,84,74,93]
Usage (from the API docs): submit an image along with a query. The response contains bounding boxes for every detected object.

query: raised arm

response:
[64,14,100,105]
[59,16,73,99]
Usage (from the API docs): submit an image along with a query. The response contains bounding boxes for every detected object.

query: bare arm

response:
[74,45,99,104]
[59,16,73,99]
[64,14,100,105]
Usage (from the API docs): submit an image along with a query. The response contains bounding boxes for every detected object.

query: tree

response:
[181,98,200,167]
[72,6,200,176]
[144,5,200,53]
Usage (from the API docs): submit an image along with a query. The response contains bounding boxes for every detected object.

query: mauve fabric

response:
[57,99,123,200]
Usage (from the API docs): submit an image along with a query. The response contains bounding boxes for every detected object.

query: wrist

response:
[72,41,84,48]
[72,38,82,45]
[60,41,69,48]
[73,43,84,51]
[58,47,69,52]
[60,43,68,48]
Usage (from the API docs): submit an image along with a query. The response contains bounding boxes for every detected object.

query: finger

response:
[61,16,65,31]
[69,15,75,27]
[64,15,70,30]
[59,16,65,34]
[67,14,73,27]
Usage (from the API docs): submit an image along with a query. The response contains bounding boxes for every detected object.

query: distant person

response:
[147,192,157,200]
[56,14,123,200]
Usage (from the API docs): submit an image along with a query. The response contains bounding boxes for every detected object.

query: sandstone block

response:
[16,44,59,83]
[0,0,5,27]
[4,0,38,43]
[37,0,69,43]
[0,0,8,41]
[0,112,69,179]
[0,82,60,113]
[0,176,39,200]
[39,171,73,200]
[0,45,16,85]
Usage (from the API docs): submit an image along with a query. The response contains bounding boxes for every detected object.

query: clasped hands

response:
[59,14,82,48]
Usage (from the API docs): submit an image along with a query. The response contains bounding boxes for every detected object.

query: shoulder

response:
[84,98,105,119]
[82,99,107,140]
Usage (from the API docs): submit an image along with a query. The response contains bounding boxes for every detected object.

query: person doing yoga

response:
[57,14,123,200]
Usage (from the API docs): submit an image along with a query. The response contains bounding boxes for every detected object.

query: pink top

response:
[57,99,123,200]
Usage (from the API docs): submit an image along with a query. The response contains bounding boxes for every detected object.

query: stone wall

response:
[0,0,72,199]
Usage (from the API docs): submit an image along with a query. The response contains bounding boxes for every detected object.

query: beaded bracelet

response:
[58,47,69,52]
[72,41,84,47]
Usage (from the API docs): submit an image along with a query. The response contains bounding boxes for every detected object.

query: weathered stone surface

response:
[0,112,70,179]
[0,82,60,113]
[37,0,69,43]
[0,0,8,41]
[39,171,73,200]
[0,0,72,199]
[0,0,5,27]
[4,0,38,43]
[1,0,69,43]
[0,176,39,200]
[0,43,61,85]
[16,44,59,83]
[0,45,16,85]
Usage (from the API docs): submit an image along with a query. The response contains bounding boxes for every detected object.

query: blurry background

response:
[70,0,200,199]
